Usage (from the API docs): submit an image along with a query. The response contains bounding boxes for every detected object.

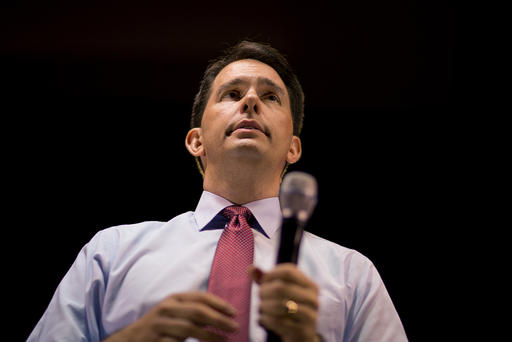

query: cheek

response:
[201,106,230,144]
[271,117,294,150]
[274,113,294,138]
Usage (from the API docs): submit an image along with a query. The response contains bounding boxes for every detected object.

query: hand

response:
[102,291,239,342]
[249,264,320,342]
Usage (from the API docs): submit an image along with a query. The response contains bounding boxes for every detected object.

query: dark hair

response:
[191,40,304,136]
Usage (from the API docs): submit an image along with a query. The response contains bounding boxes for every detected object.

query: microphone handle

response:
[267,331,281,342]
[266,217,305,342]
[276,216,304,264]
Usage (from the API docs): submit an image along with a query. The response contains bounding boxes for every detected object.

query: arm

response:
[249,259,407,342]
[344,261,408,342]
[27,236,104,342]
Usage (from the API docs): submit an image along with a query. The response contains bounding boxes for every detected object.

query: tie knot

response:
[221,205,252,221]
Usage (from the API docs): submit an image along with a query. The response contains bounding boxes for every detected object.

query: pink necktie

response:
[207,206,254,342]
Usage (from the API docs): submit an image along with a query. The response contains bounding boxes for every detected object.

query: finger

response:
[259,299,318,323]
[155,317,226,342]
[158,337,180,342]
[171,291,237,316]
[158,337,179,342]
[258,312,296,337]
[259,310,318,341]
[259,281,319,310]
[248,265,264,284]
[261,264,318,291]
[160,301,238,333]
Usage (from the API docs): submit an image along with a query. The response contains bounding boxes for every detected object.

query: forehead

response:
[212,59,287,92]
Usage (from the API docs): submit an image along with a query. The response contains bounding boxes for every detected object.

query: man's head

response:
[191,41,304,137]
[186,41,304,179]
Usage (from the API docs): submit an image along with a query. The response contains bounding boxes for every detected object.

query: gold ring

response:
[285,300,298,314]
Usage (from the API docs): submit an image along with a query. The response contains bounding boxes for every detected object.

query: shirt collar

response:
[194,191,282,239]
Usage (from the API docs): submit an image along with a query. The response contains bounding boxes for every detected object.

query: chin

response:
[228,139,266,159]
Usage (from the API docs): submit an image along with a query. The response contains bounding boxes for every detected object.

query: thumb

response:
[248,265,265,284]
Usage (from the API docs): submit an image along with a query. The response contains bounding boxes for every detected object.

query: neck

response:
[203,162,282,205]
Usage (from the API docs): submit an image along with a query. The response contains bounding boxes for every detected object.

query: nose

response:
[241,88,259,115]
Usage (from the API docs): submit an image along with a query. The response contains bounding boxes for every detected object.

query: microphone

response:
[266,171,318,342]
[276,171,318,264]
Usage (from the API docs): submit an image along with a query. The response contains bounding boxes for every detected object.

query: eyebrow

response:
[216,77,286,98]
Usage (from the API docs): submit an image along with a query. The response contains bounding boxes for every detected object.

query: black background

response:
[2,1,456,341]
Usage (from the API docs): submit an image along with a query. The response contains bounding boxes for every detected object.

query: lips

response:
[227,119,268,136]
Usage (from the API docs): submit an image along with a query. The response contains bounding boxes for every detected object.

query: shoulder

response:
[93,212,194,241]
[300,231,378,286]
[302,231,373,267]
[84,212,196,258]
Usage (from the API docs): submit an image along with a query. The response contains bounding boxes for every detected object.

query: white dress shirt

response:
[28,191,408,342]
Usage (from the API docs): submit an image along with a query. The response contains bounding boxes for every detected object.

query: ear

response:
[185,128,205,158]
[286,135,302,164]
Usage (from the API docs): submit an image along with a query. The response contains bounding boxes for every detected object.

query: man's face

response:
[196,59,300,171]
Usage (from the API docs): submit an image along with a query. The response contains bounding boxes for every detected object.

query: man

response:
[28,41,408,342]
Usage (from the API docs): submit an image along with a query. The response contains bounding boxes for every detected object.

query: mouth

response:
[227,119,269,137]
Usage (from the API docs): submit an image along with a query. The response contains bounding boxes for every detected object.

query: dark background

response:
[2,1,456,341]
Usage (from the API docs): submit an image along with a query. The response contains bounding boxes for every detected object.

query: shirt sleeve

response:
[345,256,408,342]
[27,229,116,342]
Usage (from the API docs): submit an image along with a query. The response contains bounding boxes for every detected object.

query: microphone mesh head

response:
[280,171,318,222]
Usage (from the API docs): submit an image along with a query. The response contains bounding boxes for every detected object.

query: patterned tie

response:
[207,205,254,342]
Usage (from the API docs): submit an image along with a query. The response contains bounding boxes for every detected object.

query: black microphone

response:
[266,171,318,342]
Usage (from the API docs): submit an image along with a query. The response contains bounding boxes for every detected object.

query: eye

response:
[264,93,281,104]
[222,90,241,101]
